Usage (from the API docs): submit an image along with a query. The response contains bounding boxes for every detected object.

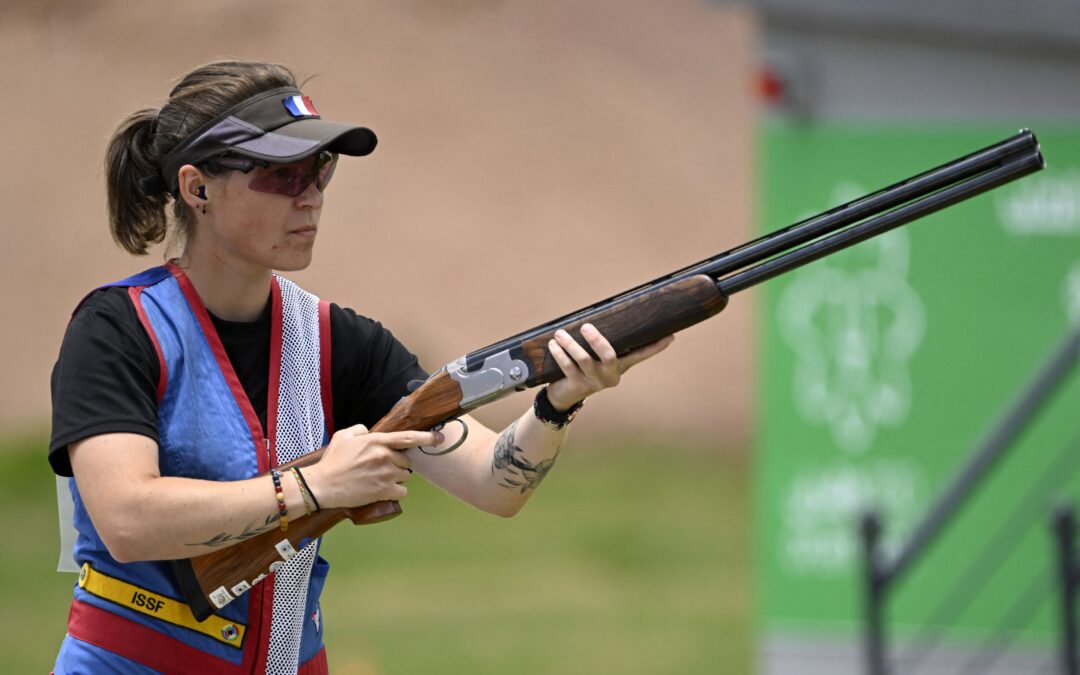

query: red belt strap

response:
[67,599,327,674]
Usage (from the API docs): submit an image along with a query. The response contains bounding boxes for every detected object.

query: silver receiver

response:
[446,350,530,408]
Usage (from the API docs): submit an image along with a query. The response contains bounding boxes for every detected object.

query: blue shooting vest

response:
[55,263,334,675]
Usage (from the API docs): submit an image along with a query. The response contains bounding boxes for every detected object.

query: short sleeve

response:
[49,288,160,476]
[329,304,429,431]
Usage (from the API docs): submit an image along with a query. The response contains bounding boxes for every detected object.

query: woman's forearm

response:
[486,411,570,514]
[108,474,310,562]
[70,434,311,562]
[410,408,570,518]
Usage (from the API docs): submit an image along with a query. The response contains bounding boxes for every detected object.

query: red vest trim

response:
[67,598,329,674]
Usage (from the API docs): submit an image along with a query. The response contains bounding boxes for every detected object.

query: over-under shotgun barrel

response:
[718,143,1044,295]
[462,130,1040,369]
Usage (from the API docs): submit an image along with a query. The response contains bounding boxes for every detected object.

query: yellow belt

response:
[78,562,246,648]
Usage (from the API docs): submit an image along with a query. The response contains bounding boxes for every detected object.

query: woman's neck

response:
[176,251,272,322]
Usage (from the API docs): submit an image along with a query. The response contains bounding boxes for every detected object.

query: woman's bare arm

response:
[69,425,439,562]
[409,324,674,516]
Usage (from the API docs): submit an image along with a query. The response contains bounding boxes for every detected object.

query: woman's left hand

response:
[544,323,675,412]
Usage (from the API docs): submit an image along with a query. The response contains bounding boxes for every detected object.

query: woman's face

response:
[191,164,325,274]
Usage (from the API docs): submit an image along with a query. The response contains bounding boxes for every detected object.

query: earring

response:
[194,185,208,214]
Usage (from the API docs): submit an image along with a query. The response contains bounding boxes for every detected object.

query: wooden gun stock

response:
[176,370,467,620]
[518,275,727,385]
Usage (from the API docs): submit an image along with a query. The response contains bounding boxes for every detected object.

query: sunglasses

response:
[205,150,339,198]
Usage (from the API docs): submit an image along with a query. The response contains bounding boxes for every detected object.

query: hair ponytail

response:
[103,61,298,256]
[105,108,169,255]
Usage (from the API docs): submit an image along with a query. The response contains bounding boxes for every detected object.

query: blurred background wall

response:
[750,0,1080,121]
[0,0,756,447]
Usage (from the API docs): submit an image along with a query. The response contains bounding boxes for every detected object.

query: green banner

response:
[756,126,1080,644]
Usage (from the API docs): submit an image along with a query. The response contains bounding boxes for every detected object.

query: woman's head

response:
[105,60,375,257]
[106,61,299,255]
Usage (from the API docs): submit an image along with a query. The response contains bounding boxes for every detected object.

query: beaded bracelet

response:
[290,467,316,516]
[270,469,289,532]
[292,466,321,512]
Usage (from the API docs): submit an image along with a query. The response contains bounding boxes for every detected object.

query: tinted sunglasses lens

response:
[248,152,337,197]
[318,153,338,191]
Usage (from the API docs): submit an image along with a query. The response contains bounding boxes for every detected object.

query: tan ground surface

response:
[0,0,757,449]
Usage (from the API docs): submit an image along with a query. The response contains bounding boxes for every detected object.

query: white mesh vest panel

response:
[266,278,325,674]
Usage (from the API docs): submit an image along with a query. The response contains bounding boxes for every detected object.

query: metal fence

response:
[860,324,1080,674]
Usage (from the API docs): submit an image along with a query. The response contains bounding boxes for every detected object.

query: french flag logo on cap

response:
[283,95,319,118]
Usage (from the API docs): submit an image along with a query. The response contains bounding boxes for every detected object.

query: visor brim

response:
[229,119,377,163]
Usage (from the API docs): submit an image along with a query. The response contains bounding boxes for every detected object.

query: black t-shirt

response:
[49,285,428,477]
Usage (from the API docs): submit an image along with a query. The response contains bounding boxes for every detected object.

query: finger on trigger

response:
[384,430,441,450]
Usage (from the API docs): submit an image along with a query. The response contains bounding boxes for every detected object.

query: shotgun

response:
[175,129,1045,620]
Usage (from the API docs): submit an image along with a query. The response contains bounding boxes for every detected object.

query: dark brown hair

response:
[105,61,297,254]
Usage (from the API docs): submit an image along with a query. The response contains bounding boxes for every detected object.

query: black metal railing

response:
[897,431,1080,673]
[1053,505,1079,675]
[859,323,1080,675]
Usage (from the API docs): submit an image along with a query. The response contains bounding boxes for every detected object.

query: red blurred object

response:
[757,66,785,105]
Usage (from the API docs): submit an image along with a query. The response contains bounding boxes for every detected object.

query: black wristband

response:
[533,386,584,430]
[293,466,321,512]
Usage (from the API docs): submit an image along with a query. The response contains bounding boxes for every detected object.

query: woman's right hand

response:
[303,424,443,509]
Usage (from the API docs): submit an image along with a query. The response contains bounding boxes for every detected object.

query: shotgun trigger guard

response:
[418,417,469,456]
[447,351,530,408]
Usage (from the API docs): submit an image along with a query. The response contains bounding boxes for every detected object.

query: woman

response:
[50,60,672,674]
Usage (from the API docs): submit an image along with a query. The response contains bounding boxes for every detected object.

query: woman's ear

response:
[176,164,209,210]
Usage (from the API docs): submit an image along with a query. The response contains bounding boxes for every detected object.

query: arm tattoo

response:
[491,421,563,494]
[186,513,279,548]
